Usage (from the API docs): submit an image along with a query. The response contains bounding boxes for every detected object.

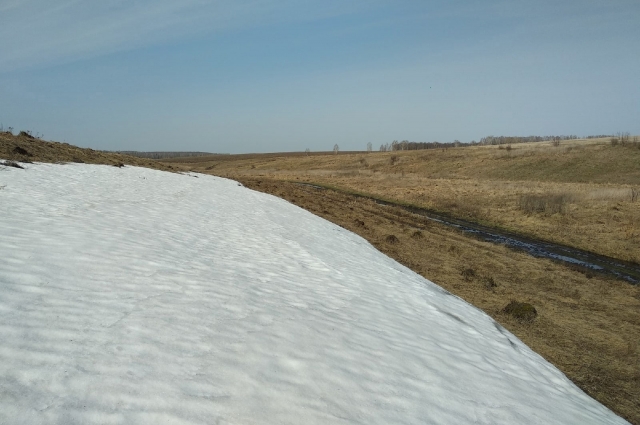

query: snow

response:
[0,162,629,425]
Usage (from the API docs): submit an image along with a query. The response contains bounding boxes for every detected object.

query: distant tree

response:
[367,142,372,153]
[333,144,339,154]
[305,148,310,156]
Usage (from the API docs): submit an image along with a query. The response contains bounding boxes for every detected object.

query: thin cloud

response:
[0,0,371,72]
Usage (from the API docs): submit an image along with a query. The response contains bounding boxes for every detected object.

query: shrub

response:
[385,234,399,244]
[481,276,497,289]
[12,146,32,156]
[411,230,424,239]
[503,301,537,322]
[461,268,476,281]
[632,188,639,203]
[519,193,569,215]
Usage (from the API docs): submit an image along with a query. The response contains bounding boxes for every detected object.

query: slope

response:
[0,162,629,424]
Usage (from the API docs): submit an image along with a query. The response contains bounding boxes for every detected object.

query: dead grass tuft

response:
[461,268,476,281]
[518,193,570,215]
[503,301,538,322]
[385,234,400,244]
[480,276,498,289]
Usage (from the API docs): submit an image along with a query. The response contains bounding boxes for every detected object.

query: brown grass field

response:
[167,137,640,424]
[2,132,639,423]
[165,137,640,263]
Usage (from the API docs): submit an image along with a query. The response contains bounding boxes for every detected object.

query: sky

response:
[1,0,639,153]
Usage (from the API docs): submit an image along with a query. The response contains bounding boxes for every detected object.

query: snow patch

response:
[0,162,628,424]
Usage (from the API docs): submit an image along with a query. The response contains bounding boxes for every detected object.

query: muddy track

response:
[292,182,640,284]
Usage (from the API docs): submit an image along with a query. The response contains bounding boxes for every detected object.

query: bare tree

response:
[333,144,339,155]
[366,142,372,153]
[305,148,310,156]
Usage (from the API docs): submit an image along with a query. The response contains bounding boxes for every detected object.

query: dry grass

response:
[0,131,175,171]
[167,139,640,422]
[228,178,640,424]
[172,137,640,263]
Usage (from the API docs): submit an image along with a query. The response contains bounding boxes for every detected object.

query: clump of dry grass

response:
[503,301,538,322]
[480,276,498,289]
[518,193,571,215]
[461,267,476,281]
[385,234,400,244]
[585,188,631,202]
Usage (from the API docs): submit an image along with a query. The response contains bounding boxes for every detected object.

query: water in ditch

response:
[298,183,640,284]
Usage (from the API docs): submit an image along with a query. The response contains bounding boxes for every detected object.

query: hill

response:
[0,162,630,424]
[0,131,175,171]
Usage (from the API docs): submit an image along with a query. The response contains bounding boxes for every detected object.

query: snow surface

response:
[0,162,629,425]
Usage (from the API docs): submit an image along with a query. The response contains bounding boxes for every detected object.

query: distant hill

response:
[115,151,224,159]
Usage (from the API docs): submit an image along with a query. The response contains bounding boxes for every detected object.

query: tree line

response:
[374,134,615,151]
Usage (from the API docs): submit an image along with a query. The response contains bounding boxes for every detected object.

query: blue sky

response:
[1,0,639,153]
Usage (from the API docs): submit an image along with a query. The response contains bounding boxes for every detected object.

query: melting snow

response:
[0,162,629,424]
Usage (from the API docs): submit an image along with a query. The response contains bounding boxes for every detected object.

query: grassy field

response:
[166,137,640,263]
[166,137,640,424]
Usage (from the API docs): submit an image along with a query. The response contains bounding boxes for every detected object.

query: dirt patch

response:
[1,160,25,169]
